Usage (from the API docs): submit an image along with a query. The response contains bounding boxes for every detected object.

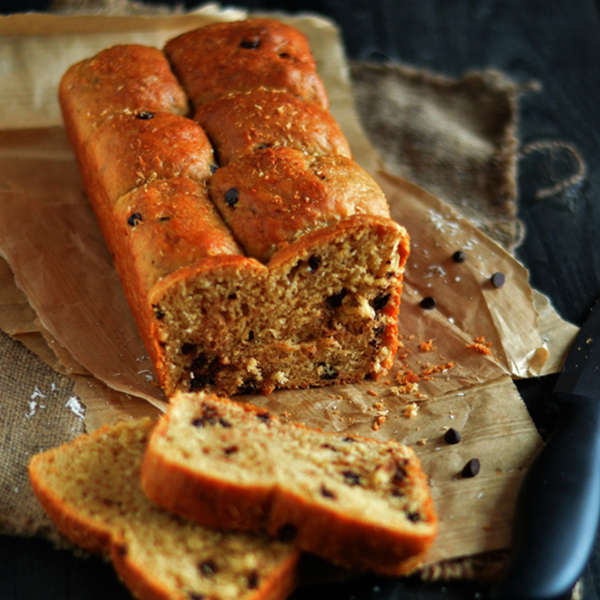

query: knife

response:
[491,296,600,600]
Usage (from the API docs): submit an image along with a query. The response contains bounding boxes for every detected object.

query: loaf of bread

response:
[59,19,410,397]
[141,392,438,576]
[28,419,300,600]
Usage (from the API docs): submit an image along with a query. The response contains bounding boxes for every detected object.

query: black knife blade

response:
[491,297,600,600]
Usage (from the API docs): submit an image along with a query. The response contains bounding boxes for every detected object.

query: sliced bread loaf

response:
[28,418,299,600]
[141,393,438,576]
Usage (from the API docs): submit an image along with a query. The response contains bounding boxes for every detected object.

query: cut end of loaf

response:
[148,215,409,397]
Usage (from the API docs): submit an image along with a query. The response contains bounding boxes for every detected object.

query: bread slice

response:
[141,393,438,576]
[28,419,299,600]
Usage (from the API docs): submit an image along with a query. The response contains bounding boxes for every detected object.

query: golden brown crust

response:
[194,90,351,166]
[59,44,189,143]
[86,111,216,204]
[164,19,328,109]
[208,147,391,262]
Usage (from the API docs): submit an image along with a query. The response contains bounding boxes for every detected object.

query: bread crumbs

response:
[467,336,493,356]
[419,339,435,353]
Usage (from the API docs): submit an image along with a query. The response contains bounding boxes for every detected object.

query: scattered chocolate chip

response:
[115,543,128,557]
[491,272,506,288]
[224,445,238,456]
[158,216,171,222]
[127,212,143,227]
[407,511,422,522]
[240,38,260,49]
[326,288,347,308]
[239,380,257,395]
[224,188,239,207]
[189,355,220,391]
[452,250,467,263]
[444,428,462,445]
[278,52,291,59]
[342,470,361,486]
[181,343,197,355]
[228,293,237,300]
[320,485,337,499]
[256,411,271,424]
[391,489,405,498]
[152,304,165,320]
[136,111,154,120]
[198,560,218,576]
[419,296,436,310]
[277,523,298,542]
[462,458,481,478]
[372,293,391,311]
[255,143,270,150]
[209,164,219,174]
[247,571,260,590]
[308,255,321,272]
[318,363,338,380]
[187,593,205,600]
[342,436,356,443]
[219,418,232,428]
[248,330,255,342]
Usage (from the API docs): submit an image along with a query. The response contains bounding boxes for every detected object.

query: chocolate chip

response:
[152,304,165,320]
[209,164,219,174]
[318,363,338,380]
[308,255,321,272]
[452,250,467,263]
[420,296,436,310]
[372,293,391,311]
[224,188,239,207]
[240,38,260,49]
[158,216,171,222]
[326,288,347,308]
[247,571,260,590]
[320,443,338,451]
[444,428,462,445]
[181,343,197,355]
[136,111,154,120]
[189,355,219,390]
[187,593,205,600]
[224,445,238,456]
[115,543,128,557]
[198,560,218,576]
[342,436,356,443]
[256,411,271,424]
[462,458,481,478]
[342,470,361,486]
[491,272,506,288]
[278,52,291,59]
[239,380,257,395]
[219,418,232,428]
[191,405,220,427]
[320,485,336,499]
[248,330,255,342]
[277,523,297,542]
[407,511,422,522]
[127,212,143,227]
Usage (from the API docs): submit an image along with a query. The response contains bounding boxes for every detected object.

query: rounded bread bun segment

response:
[194,90,351,166]
[164,19,329,109]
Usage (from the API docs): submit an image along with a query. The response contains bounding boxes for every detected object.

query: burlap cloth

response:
[0,0,559,586]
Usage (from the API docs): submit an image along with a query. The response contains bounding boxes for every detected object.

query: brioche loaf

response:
[141,392,438,576]
[28,419,300,600]
[59,19,410,397]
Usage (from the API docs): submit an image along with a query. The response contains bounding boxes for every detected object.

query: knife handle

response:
[491,392,600,600]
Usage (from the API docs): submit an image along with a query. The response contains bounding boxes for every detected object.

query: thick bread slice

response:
[28,419,299,600]
[141,393,438,576]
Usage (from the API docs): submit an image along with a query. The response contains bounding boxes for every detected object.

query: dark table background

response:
[2,0,600,598]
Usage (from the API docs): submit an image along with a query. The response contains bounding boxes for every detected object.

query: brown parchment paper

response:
[0,6,579,569]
